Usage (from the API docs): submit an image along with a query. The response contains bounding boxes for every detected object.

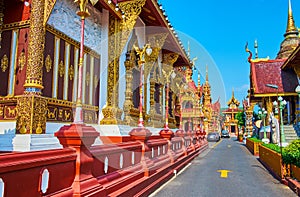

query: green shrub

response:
[248,137,262,143]
[261,143,281,154]
[282,139,300,168]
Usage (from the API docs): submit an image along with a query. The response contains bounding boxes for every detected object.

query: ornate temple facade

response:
[247,0,300,140]
[0,0,215,150]
[222,90,241,135]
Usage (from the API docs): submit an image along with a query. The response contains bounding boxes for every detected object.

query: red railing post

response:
[129,128,153,177]
[175,129,187,156]
[55,124,106,196]
[160,129,175,163]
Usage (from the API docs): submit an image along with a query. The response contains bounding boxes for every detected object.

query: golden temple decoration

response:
[94,75,98,88]
[143,33,168,116]
[101,106,118,124]
[3,21,30,31]
[0,106,3,117]
[162,53,179,66]
[45,54,52,72]
[44,0,57,26]
[161,53,179,84]
[1,54,8,72]
[123,47,136,125]
[18,51,26,71]
[16,95,47,134]
[251,57,270,63]
[4,106,17,119]
[286,0,297,33]
[86,72,90,86]
[144,33,168,79]
[69,64,74,80]
[119,0,146,52]
[24,0,46,93]
[58,60,64,77]
[102,0,146,125]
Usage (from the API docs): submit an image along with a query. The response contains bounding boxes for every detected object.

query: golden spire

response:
[286,0,297,35]
[205,65,209,83]
[198,71,200,88]
[232,88,235,98]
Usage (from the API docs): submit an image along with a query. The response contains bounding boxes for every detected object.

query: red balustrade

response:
[0,149,76,197]
[0,124,209,196]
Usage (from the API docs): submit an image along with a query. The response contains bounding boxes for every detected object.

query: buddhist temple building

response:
[210,98,221,132]
[222,90,242,135]
[0,0,217,196]
[247,0,299,142]
[0,0,216,151]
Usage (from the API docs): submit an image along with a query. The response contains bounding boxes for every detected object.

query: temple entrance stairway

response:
[283,125,299,143]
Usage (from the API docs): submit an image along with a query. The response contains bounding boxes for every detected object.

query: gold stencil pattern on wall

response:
[86,72,90,86]
[94,75,98,88]
[45,54,52,72]
[69,64,74,80]
[18,51,26,71]
[58,60,64,77]
[1,54,8,72]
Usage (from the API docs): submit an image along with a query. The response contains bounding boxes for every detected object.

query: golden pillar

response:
[161,53,179,129]
[101,0,146,125]
[123,54,134,125]
[145,34,168,127]
[16,0,47,134]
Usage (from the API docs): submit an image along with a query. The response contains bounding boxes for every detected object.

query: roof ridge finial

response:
[254,39,258,59]
[286,0,297,35]
[232,88,235,98]
[197,70,200,88]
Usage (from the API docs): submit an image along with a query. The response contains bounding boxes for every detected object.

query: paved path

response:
[151,138,297,197]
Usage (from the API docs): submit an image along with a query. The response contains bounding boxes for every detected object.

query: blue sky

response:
[159,0,300,107]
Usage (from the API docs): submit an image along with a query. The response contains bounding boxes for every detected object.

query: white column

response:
[7,30,19,96]
[63,43,70,100]
[72,47,79,102]
[52,37,60,98]
[89,56,94,105]
[99,9,109,122]
[82,53,87,104]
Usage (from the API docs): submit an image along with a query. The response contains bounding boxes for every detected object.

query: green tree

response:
[235,111,246,127]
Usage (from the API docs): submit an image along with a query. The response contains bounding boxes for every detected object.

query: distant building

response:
[222,90,242,135]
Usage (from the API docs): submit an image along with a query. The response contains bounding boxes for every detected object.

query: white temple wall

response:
[99,9,109,122]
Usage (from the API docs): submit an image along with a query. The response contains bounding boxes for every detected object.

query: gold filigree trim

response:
[45,54,52,72]
[1,54,8,72]
[2,20,30,31]
[18,52,26,71]
[69,64,74,80]
[58,60,64,77]
[44,0,57,26]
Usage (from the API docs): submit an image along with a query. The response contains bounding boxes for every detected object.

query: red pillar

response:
[55,124,106,196]
[129,128,153,177]
[159,129,175,163]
